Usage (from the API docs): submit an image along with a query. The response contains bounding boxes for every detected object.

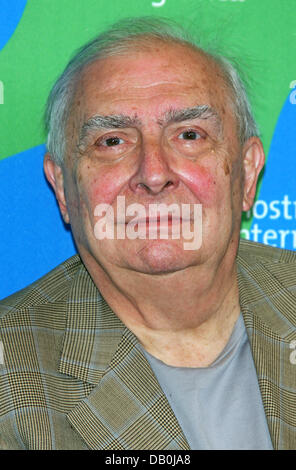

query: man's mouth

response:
[122,215,192,226]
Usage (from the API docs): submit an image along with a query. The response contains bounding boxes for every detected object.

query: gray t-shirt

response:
[140,314,273,450]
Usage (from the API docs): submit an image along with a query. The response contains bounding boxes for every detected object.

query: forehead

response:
[74,41,231,122]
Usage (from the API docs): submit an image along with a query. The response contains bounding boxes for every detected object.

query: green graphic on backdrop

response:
[0,0,295,161]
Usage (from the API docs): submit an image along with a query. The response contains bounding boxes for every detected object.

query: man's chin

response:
[83,237,202,277]
[126,240,199,275]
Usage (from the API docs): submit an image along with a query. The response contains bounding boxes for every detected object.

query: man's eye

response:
[100,136,124,147]
[178,130,201,140]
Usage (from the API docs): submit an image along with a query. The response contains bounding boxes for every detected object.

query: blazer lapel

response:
[59,263,189,450]
[66,327,190,450]
[237,243,296,450]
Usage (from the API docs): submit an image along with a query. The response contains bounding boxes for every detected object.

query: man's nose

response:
[129,141,179,195]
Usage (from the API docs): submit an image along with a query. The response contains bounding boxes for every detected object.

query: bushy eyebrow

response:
[162,105,221,126]
[77,104,222,149]
[78,114,141,149]
[159,105,223,137]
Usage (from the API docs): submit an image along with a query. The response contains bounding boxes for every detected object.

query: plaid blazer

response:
[0,239,296,450]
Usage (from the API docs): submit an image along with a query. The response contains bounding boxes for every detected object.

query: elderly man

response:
[0,17,296,450]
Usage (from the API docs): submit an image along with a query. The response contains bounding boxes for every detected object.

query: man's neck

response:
[79,246,241,368]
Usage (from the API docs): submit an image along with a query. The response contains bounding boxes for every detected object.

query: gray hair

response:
[44,16,259,165]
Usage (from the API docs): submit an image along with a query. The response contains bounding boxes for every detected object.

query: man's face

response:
[48,41,263,275]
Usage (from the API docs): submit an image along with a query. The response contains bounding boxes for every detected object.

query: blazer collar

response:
[237,241,296,449]
[59,262,125,384]
[237,240,296,338]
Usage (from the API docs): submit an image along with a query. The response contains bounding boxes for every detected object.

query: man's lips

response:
[99,202,198,225]
[111,216,193,227]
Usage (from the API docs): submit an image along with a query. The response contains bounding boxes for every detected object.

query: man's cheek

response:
[178,163,223,206]
[89,176,121,208]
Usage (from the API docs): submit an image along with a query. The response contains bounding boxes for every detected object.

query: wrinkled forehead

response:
[70,40,235,135]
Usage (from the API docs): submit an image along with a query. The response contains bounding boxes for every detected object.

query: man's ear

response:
[43,153,70,224]
[242,137,265,212]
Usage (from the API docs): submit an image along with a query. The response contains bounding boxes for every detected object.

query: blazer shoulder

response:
[237,239,296,303]
[238,238,296,266]
[0,254,82,319]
